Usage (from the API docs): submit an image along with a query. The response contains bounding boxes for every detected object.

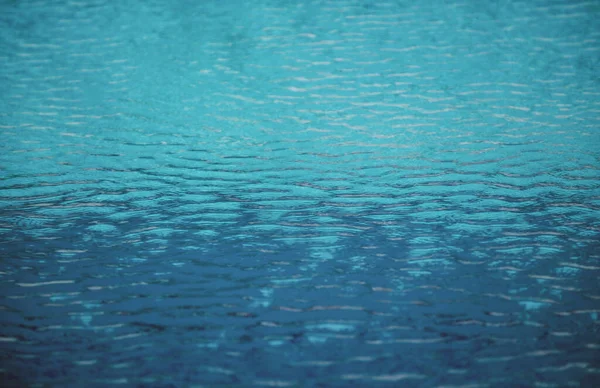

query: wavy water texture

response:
[1,0,599,386]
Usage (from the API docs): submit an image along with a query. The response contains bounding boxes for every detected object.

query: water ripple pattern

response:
[1,0,599,386]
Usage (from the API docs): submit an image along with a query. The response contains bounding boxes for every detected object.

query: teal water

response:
[1,0,599,386]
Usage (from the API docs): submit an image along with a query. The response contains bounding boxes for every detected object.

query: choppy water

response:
[1,0,599,386]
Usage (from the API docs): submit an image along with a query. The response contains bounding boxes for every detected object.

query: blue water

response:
[1,0,599,386]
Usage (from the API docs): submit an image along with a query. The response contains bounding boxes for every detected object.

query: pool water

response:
[1,0,599,386]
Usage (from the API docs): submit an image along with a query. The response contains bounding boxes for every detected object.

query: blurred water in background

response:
[1,0,599,386]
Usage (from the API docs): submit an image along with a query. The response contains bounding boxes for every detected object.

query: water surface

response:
[1,0,599,386]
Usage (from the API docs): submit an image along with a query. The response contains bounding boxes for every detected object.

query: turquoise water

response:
[1,0,599,386]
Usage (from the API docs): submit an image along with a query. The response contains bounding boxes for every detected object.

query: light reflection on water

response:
[1,0,599,386]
